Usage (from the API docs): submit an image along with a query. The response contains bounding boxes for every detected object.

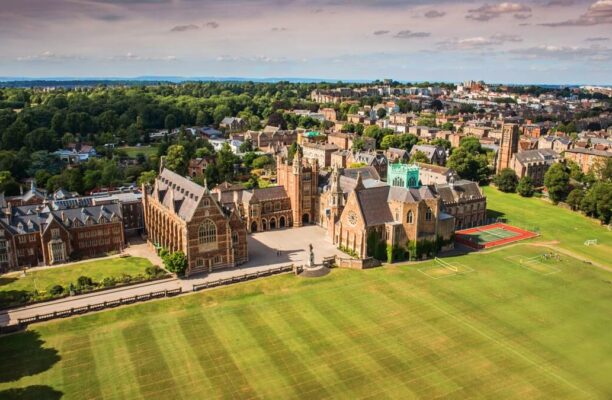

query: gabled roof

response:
[155,168,206,221]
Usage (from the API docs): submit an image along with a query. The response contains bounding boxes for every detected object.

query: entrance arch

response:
[279,216,286,228]
[262,219,268,231]
[251,221,258,232]
[302,213,310,224]
[269,217,276,229]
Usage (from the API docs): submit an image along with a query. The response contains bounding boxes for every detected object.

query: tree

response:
[440,122,454,131]
[566,188,584,210]
[239,139,254,153]
[137,170,157,186]
[411,150,429,164]
[517,176,535,197]
[376,108,387,119]
[430,138,451,150]
[447,147,490,183]
[216,143,239,181]
[0,171,20,195]
[165,145,188,175]
[252,155,274,169]
[351,137,367,152]
[164,114,177,131]
[494,168,518,193]
[162,251,188,276]
[580,182,612,224]
[544,163,570,203]
[363,125,383,146]
[459,136,482,153]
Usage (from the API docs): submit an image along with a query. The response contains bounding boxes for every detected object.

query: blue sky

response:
[0,0,610,84]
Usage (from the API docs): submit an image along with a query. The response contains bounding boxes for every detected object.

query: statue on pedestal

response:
[308,243,315,268]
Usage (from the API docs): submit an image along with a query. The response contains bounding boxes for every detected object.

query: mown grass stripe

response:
[177,311,259,399]
[233,306,330,398]
[122,322,180,399]
[59,334,103,399]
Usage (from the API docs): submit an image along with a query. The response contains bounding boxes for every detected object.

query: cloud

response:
[541,0,612,26]
[513,13,531,19]
[16,51,83,62]
[272,27,287,31]
[373,30,390,35]
[424,10,446,18]
[466,2,532,21]
[170,24,200,32]
[216,55,289,63]
[544,0,574,6]
[509,44,612,61]
[394,30,431,38]
[204,21,219,29]
[586,36,609,41]
[95,14,124,21]
[108,52,177,61]
[437,33,522,50]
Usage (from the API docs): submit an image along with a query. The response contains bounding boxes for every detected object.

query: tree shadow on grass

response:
[0,290,32,309]
[0,331,61,383]
[0,276,18,287]
[0,385,63,400]
[486,209,506,221]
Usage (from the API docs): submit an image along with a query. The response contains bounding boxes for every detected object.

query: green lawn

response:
[1,244,611,399]
[120,145,158,159]
[0,257,153,295]
[484,186,611,267]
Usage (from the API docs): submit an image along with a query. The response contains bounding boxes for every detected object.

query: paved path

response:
[0,226,341,327]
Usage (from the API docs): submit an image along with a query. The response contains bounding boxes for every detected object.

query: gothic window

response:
[265,202,272,213]
[408,177,416,187]
[392,177,404,187]
[426,207,433,221]
[395,209,399,221]
[407,211,414,224]
[274,201,281,211]
[232,231,238,245]
[198,220,217,245]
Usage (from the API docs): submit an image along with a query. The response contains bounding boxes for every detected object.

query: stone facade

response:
[433,180,487,229]
[511,149,561,186]
[143,168,247,276]
[496,124,519,172]
[276,153,319,226]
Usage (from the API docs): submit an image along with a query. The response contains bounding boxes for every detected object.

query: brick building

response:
[276,153,319,226]
[433,179,487,229]
[496,124,519,172]
[564,148,612,175]
[143,168,248,276]
[0,202,125,271]
[511,149,562,186]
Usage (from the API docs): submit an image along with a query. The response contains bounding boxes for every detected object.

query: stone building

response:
[511,149,561,186]
[415,163,458,185]
[410,145,447,166]
[496,124,519,172]
[0,202,124,271]
[143,168,248,276]
[214,185,293,233]
[433,179,487,229]
[302,142,339,168]
[564,148,612,175]
[276,153,319,226]
[351,151,388,180]
[188,157,215,178]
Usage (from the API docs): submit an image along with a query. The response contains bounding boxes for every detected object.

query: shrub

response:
[49,285,64,296]
[76,276,94,288]
[163,251,188,276]
[101,277,117,287]
[494,168,518,193]
[517,176,535,197]
[145,265,165,277]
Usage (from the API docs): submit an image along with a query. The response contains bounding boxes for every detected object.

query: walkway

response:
[0,226,342,327]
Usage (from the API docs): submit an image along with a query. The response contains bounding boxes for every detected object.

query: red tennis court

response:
[455,223,538,250]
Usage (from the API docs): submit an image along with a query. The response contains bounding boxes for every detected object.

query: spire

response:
[203,178,210,194]
[354,171,365,191]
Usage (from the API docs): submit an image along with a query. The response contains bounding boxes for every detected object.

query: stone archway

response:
[279,216,286,228]
[302,213,310,224]
[251,221,258,232]
[269,217,277,230]
[262,219,268,231]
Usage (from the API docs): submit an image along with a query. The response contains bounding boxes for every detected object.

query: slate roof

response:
[155,168,206,222]
[434,180,484,204]
[514,149,560,165]
[250,186,289,202]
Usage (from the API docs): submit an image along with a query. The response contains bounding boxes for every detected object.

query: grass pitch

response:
[0,257,153,295]
[1,245,611,399]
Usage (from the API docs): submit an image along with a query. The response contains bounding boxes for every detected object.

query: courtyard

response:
[244,225,346,269]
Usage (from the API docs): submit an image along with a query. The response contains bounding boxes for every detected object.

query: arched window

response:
[198,220,217,244]
[407,211,414,224]
[232,231,238,245]
[392,177,405,187]
[425,208,433,221]
[408,177,416,187]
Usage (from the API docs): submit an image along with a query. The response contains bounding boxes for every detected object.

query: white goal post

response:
[435,257,458,272]
[584,239,598,246]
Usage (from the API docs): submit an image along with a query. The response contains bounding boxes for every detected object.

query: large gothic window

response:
[198,220,217,245]
[392,177,404,187]
[407,211,414,224]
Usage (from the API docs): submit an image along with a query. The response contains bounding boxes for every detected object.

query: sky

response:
[0,0,611,84]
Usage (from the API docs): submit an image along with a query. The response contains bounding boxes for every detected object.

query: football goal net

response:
[584,239,598,246]
[435,257,458,272]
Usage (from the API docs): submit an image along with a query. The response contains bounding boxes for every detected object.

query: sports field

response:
[455,223,538,249]
[1,244,611,399]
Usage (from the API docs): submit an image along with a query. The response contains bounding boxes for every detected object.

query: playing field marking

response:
[418,258,474,279]
[422,300,589,397]
[505,255,561,276]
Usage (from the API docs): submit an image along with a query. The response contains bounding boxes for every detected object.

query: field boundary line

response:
[424,299,590,397]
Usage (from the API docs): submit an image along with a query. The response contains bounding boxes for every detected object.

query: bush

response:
[494,168,518,193]
[76,276,94,288]
[163,251,188,276]
[101,277,117,287]
[49,285,64,296]
[145,265,166,278]
[517,176,535,197]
